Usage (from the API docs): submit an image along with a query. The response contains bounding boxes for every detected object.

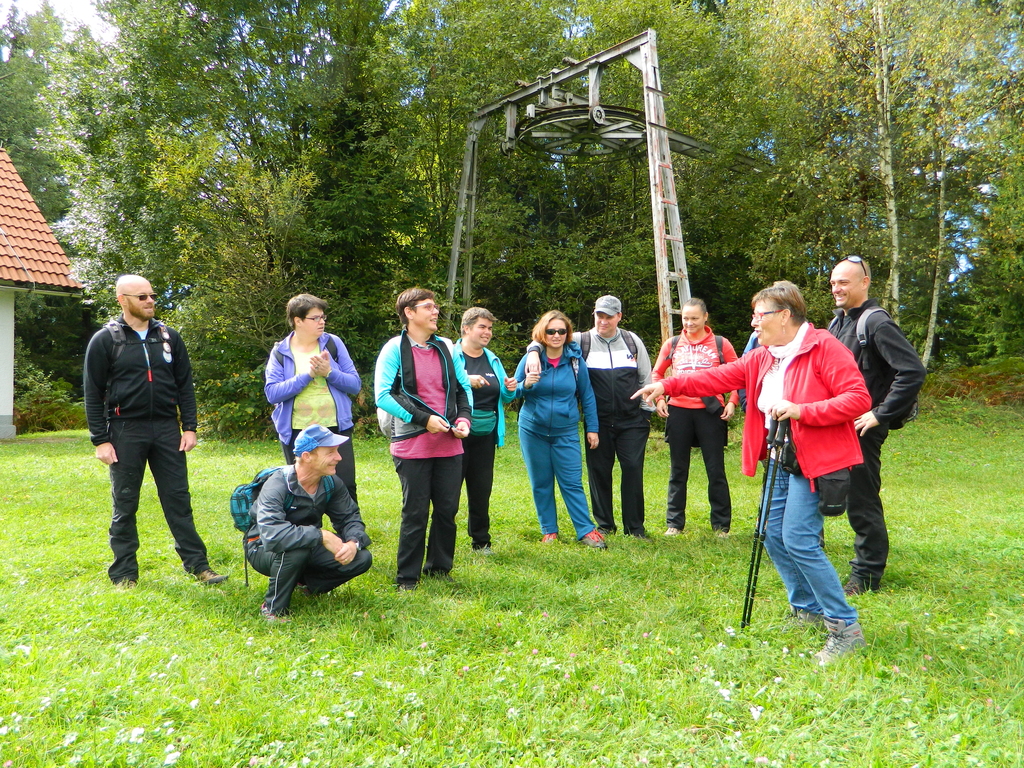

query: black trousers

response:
[585,421,650,536]
[393,454,462,585]
[665,406,732,532]
[847,423,890,586]
[282,425,357,503]
[461,429,497,548]
[107,418,210,583]
[246,539,372,615]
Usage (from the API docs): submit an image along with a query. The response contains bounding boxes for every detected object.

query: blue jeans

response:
[762,462,857,623]
[519,426,596,539]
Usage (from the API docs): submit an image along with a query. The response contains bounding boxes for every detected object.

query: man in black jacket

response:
[245,424,372,622]
[84,275,225,588]
[829,257,926,594]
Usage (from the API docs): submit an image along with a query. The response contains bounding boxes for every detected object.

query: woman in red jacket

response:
[635,282,871,665]
[651,298,740,536]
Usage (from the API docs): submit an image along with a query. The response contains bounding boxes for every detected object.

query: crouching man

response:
[245,424,372,622]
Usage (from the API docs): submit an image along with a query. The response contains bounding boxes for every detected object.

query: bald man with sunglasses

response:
[84,274,225,588]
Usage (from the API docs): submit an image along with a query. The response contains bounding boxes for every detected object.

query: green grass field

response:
[1,399,1023,766]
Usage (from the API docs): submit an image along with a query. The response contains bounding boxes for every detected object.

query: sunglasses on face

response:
[123,294,158,301]
[545,328,568,336]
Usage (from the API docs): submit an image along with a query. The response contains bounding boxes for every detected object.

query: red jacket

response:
[661,326,870,479]
[651,326,740,410]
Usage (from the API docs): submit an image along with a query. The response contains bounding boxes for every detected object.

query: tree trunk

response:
[922,143,947,369]
[873,0,901,322]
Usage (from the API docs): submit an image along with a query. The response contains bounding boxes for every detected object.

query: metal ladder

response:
[633,31,690,342]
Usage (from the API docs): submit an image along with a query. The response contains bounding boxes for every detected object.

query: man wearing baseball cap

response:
[245,424,372,621]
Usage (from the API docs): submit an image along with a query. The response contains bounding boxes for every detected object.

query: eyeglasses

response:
[121,293,158,301]
[303,315,327,323]
[845,255,869,276]
[545,328,569,336]
[751,310,782,322]
[413,302,439,311]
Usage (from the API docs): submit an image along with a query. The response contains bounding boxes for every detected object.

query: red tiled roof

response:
[0,147,82,291]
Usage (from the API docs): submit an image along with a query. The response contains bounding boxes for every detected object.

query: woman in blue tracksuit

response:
[515,310,607,549]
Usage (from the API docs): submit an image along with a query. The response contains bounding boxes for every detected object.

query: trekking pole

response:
[741,418,789,628]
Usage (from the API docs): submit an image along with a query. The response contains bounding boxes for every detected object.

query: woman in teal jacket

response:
[515,310,606,548]
[453,307,520,551]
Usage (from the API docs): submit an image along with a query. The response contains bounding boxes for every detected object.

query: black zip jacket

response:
[83,316,198,445]
[830,299,926,426]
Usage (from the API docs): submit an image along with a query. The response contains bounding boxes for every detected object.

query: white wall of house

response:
[0,288,15,438]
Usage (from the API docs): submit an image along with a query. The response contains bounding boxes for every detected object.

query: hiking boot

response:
[664,527,683,537]
[596,527,616,536]
[627,532,652,541]
[113,578,137,590]
[844,575,880,596]
[814,618,866,665]
[791,607,825,627]
[472,544,494,555]
[195,569,228,585]
[580,530,608,549]
[260,603,290,623]
[713,528,730,539]
[541,533,558,544]
[425,571,455,583]
[396,582,418,592]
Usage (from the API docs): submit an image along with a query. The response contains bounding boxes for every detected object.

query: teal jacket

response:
[452,340,519,447]
[514,341,599,437]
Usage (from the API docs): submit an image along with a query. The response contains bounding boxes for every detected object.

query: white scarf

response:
[757,322,810,427]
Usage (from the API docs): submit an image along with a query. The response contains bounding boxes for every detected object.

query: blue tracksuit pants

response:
[519,425,596,539]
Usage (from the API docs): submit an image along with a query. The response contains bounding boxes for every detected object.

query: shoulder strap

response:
[579,332,591,360]
[623,331,639,359]
[668,335,680,360]
[104,321,127,364]
[714,335,724,365]
[324,336,340,362]
[855,307,890,348]
[854,307,890,372]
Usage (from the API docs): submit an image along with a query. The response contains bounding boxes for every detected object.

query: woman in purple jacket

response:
[265,294,362,501]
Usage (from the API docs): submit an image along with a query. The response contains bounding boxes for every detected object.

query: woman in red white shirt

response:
[651,298,740,537]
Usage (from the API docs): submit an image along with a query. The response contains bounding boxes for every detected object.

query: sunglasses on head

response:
[545,328,568,336]
[845,255,870,277]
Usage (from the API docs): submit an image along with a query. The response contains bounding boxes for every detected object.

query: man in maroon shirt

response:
[374,288,473,590]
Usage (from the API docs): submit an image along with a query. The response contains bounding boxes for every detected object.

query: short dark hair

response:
[461,307,496,331]
[395,287,435,326]
[287,294,327,329]
[751,281,807,324]
[683,297,708,314]
[531,310,573,346]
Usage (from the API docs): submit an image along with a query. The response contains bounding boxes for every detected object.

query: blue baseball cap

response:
[293,424,349,456]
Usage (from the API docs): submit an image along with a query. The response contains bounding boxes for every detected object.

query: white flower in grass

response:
[189,699,199,709]
[40,696,52,710]
[164,751,180,765]
[63,732,78,746]
[353,671,364,678]
[725,626,736,637]
[750,705,764,721]
[718,688,732,701]
[14,645,31,655]
[317,716,330,726]
[129,727,145,743]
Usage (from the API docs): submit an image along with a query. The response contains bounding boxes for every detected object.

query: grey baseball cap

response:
[594,295,622,315]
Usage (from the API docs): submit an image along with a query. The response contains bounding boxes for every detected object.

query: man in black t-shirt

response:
[453,307,519,552]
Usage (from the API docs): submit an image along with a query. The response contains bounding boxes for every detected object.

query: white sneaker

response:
[664,527,683,536]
